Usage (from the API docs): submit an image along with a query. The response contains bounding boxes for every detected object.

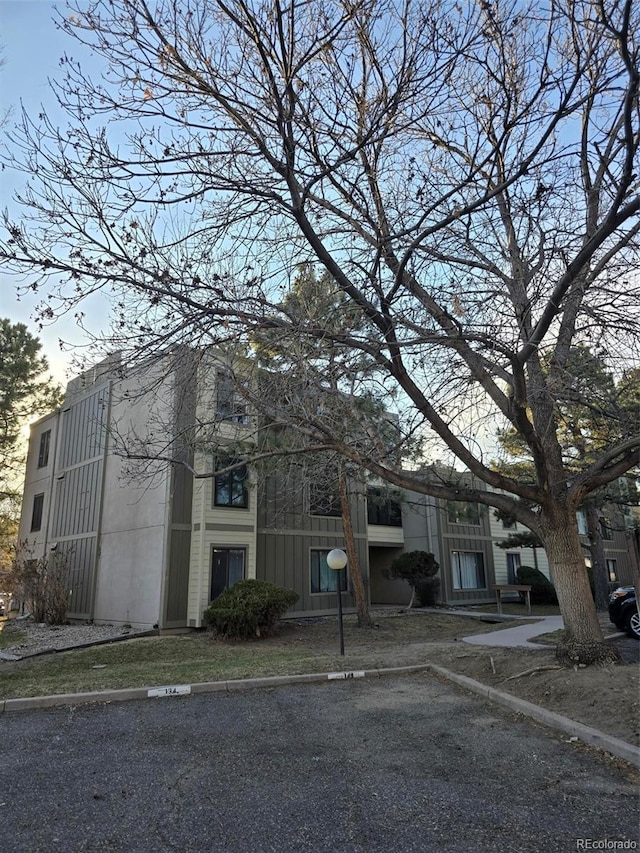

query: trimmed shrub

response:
[384,550,440,608]
[203,579,299,639]
[415,576,441,607]
[516,565,558,605]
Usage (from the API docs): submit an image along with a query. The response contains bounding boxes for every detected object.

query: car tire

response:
[624,607,640,640]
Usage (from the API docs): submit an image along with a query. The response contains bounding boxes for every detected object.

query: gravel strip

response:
[1,618,140,657]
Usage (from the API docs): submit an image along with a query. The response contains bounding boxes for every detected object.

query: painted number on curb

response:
[147,685,192,698]
[327,671,365,681]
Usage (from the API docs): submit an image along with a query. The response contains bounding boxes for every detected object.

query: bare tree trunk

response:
[338,471,373,628]
[541,511,618,665]
[586,505,610,612]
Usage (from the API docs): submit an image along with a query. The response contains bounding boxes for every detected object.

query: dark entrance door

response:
[211,547,246,600]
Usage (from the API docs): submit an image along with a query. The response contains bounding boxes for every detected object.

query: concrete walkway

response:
[462,615,564,648]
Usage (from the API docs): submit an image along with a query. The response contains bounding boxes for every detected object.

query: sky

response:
[0,0,104,383]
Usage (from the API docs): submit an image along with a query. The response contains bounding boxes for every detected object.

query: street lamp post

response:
[327,548,347,656]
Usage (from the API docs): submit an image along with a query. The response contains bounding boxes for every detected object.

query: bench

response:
[493,584,532,616]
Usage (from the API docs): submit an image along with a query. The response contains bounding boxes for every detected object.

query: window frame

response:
[37,430,51,468]
[210,546,246,601]
[367,488,402,527]
[599,519,614,541]
[213,457,249,509]
[576,510,588,535]
[30,493,45,532]
[309,483,341,518]
[310,548,347,594]
[447,501,481,526]
[506,552,521,584]
[451,550,486,591]
[216,370,249,425]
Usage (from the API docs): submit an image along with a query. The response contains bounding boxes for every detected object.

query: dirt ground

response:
[266,610,640,748]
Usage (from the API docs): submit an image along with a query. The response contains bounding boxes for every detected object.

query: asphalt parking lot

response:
[2,673,638,853]
[612,632,640,664]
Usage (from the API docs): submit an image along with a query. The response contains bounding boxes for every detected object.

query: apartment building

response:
[19,354,637,627]
[18,353,403,627]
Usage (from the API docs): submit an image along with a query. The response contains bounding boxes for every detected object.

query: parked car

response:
[609,587,639,640]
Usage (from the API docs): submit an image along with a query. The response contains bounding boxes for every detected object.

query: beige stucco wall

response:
[92,369,173,628]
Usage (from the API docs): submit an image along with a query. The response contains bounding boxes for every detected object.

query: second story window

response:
[214,458,248,508]
[38,430,51,468]
[576,510,588,535]
[309,483,341,517]
[599,518,614,540]
[447,501,481,526]
[367,488,402,526]
[30,493,45,531]
[216,371,248,425]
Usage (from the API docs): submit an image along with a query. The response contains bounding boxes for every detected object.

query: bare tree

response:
[1,0,639,663]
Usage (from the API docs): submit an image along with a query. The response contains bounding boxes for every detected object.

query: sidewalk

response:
[413,606,564,649]
[462,615,564,648]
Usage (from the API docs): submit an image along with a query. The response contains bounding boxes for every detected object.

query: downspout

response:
[158,446,176,630]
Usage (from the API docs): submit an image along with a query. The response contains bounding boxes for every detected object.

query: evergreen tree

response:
[0,319,62,569]
[254,265,379,627]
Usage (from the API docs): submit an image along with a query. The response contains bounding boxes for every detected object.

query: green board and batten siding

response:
[50,384,110,620]
[256,475,369,615]
[162,360,196,628]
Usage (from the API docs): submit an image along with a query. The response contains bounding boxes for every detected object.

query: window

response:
[576,510,588,535]
[214,458,248,508]
[451,551,486,590]
[501,517,516,530]
[447,501,481,526]
[216,370,248,425]
[309,483,341,517]
[506,552,521,584]
[30,493,44,532]
[210,547,245,600]
[367,488,402,526]
[599,519,614,540]
[38,430,51,468]
[310,549,346,594]
[606,559,618,583]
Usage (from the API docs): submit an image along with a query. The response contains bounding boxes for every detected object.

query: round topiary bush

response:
[202,579,299,639]
[516,565,558,605]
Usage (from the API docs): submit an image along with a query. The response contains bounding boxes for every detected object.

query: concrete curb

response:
[0,665,431,713]
[427,664,640,770]
[1,661,638,769]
